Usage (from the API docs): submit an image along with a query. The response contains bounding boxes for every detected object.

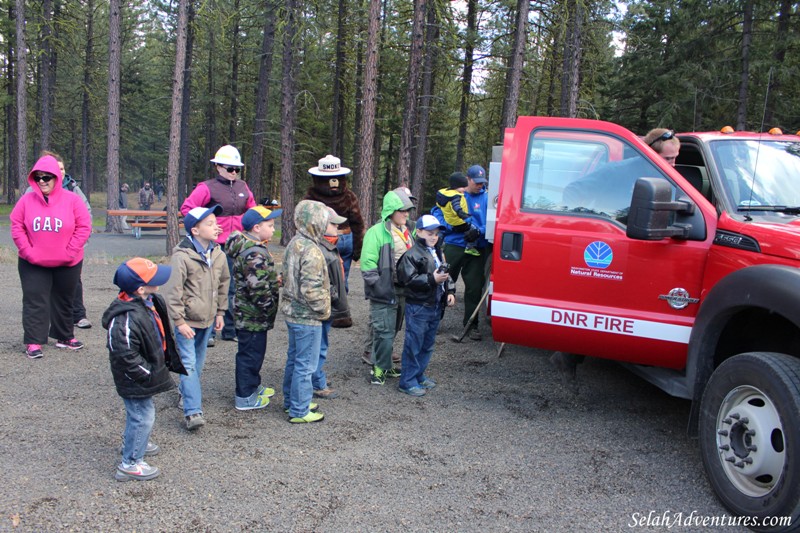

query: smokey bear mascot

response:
[304,155,365,328]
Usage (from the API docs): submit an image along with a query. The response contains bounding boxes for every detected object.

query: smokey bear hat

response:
[309,155,351,177]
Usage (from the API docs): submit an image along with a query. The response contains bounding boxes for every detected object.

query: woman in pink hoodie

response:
[11,155,92,359]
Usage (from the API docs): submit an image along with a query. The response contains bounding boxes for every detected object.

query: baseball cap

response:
[416,214,445,231]
[466,165,487,184]
[184,204,222,234]
[242,205,282,230]
[327,207,347,224]
[114,257,172,294]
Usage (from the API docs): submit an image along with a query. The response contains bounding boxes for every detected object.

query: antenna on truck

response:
[742,67,774,218]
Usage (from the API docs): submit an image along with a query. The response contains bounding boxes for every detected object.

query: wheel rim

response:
[715,385,786,497]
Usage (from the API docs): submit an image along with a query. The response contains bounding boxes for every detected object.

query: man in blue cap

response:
[431,164,489,341]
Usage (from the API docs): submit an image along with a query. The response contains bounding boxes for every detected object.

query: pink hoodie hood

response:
[10,155,92,267]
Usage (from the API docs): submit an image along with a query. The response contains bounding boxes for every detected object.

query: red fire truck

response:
[487,117,800,530]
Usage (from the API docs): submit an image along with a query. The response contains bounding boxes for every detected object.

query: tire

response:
[699,352,800,532]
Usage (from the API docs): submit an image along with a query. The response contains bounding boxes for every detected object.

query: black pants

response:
[18,257,82,344]
[73,276,87,323]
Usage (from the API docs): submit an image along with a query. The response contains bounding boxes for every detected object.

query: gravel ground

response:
[0,229,745,532]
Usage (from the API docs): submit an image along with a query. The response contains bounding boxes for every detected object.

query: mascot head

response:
[309,154,351,197]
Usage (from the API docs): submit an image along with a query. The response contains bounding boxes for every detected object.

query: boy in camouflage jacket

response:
[280,200,331,423]
[225,206,283,411]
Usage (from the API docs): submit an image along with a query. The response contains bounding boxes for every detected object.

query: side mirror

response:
[627,177,695,240]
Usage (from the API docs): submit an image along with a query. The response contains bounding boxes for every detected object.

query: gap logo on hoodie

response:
[32,216,64,233]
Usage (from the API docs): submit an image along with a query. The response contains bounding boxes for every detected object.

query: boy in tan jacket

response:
[166,205,230,430]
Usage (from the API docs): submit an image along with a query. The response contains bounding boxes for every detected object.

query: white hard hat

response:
[210,145,244,167]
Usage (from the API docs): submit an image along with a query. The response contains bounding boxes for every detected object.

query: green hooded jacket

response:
[360,189,415,304]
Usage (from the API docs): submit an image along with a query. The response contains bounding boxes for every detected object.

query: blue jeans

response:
[219,255,237,340]
[399,303,441,390]
[311,319,333,391]
[175,325,214,416]
[336,232,353,293]
[283,321,322,418]
[236,329,267,398]
[121,397,155,464]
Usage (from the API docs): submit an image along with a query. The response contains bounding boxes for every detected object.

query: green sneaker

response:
[464,247,481,257]
[385,367,401,378]
[288,411,325,423]
[370,366,386,385]
[284,403,319,414]
[257,385,275,398]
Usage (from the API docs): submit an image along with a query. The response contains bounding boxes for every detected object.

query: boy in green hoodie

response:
[360,189,416,385]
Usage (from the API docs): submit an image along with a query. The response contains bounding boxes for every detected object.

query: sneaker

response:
[25,344,43,359]
[284,403,319,414]
[385,367,401,378]
[119,441,160,457]
[370,366,386,385]
[420,377,437,389]
[56,338,84,350]
[257,385,276,398]
[468,328,482,341]
[392,352,402,367]
[75,318,92,329]
[399,386,426,397]
[115,461,160,481]
[235,393,270,411]
[288,411,325,423]
[185,413,206,431]
[464,247,481,257]
[206,336,216,348]
[313,388,339,399]
[221,335,238,342]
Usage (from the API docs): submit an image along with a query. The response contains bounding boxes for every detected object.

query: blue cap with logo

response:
[466,165,487,184]
[184,204,222,234]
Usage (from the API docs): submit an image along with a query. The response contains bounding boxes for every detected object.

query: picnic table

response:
[106,209,175,239]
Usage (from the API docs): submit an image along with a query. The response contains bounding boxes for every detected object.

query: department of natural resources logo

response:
[584,241,613,269]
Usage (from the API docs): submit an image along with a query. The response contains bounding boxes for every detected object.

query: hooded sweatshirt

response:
[10,155,92,267]
[360,189,416,304]
[280,200,331,325]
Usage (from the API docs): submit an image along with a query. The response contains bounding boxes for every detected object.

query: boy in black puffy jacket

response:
[102,258,186,482]
[395,215,456,397]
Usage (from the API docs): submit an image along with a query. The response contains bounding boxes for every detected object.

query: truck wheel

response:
[699,352,800,531]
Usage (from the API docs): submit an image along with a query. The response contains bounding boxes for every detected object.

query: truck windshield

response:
[709,140,800,215]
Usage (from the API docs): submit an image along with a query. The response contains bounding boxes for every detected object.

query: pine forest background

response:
[3,0,800,247]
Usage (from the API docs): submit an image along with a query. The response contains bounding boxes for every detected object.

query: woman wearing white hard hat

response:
[181,145,257,344]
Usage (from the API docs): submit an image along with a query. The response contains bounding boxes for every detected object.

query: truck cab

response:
[488,117,800,530]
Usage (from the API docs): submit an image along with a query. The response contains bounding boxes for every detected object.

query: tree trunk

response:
[40,0,54,152]
[177,0,195,206]
[764,0,791,127]
[355,0,381,226]
[500,0,529,138]
[249,0,278,204]
[203,29,216,178]
[560,0,582,118]
[228,0,240,143]
[736,0,753,131]
[80,0,94,196]
[279,0,299,245]
[396,0,426,188]
[351,18,364,197]
[410,1,438,211]
[165,0,189,253]
[7,3,19,203]
[16,0,28,193]
[105,0,122,233]
[546,25,561,116]
[330,0,348,156]
[455,0,476,172]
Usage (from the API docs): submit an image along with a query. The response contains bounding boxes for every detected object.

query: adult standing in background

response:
[431,164,489,341]
[11,154,92,359]
[139,182,155,210]
[181,145,256,345]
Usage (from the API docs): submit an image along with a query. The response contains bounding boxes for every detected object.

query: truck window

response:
[523,129,668,224]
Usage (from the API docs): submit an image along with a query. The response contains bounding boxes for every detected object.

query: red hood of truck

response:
[719,211,800,260]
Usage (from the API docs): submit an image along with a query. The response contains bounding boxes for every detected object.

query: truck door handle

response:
[500,232,522,261]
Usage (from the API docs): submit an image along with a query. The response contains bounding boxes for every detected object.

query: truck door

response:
[491,118,715,369]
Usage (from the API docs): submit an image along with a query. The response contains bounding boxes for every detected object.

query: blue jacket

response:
[431,188,488,249]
